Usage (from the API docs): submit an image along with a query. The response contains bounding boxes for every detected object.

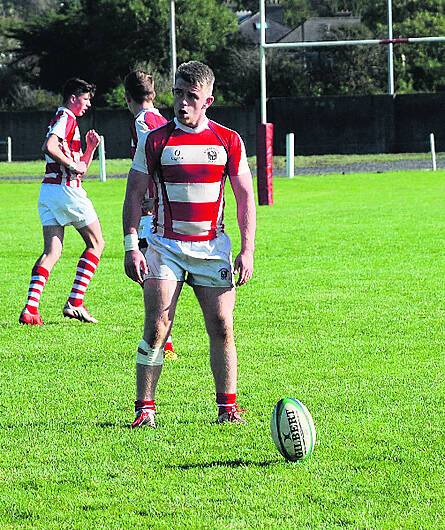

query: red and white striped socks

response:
[216,392,237,415]
[68,250,100,307]
[25,265,49,314]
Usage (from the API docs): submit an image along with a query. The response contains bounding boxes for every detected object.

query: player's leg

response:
[132,278,183,428]
[19,225,64,325]
[139,213,177,360]
[193,285,246,424]
[63,219,105,323]
[138,230,177,360]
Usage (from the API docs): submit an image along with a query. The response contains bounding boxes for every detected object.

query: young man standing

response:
[19,78,105,325]
[123,61,256,428]
[124,70,176,359]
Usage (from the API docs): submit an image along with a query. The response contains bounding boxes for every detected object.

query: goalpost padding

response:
[256,123,274,206]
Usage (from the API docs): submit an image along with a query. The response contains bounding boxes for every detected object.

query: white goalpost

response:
[257,0,445,195]
[259,0,445,122]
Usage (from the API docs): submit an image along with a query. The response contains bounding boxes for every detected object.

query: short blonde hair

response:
[175,61,215,94]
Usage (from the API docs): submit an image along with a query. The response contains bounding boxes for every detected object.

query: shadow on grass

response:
[167,459,280,470]
[2,319,75,328]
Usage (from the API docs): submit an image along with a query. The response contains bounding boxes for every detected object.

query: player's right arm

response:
[42,134,87,174]
[122,167,150,284]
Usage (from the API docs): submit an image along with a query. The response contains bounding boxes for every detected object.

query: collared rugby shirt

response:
[43,107,82,187]
[142,118,251,242]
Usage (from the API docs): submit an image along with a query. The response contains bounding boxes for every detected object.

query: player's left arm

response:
[229,170,257,286]
[123,168,151,284]
[80,129,101,170]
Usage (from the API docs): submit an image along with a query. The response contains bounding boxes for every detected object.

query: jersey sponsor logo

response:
[204,147,218,162]
[171,149,183,161]
[161,145,227,166]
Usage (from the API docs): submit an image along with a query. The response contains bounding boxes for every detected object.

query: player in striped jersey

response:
[123,61,256,428]
[19,78,105,325]
[124,70,177,360]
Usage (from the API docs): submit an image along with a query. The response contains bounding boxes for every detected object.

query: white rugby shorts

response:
[142,231,235,288]
[38,183,98,229]
[138,214,154,242]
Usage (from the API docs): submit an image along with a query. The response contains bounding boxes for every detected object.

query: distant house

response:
[277,14,362,69]
[278,15,361,43]
[238,11,291,44]
[236,1,362,52]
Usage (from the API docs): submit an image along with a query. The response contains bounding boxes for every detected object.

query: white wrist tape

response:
[124,233,139,251]
[68,161,77,172]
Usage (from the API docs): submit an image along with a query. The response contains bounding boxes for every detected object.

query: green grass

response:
[0,158,131,178]
[1,151,444,178]
[1,171,444,528]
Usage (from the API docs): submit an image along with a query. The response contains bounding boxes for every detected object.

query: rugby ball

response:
[271,397,316,462]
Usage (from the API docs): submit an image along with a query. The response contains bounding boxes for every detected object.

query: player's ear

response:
[152,90,156,101]
[203,95,214,110]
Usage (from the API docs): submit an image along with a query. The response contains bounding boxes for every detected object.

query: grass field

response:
[1,169,444,528]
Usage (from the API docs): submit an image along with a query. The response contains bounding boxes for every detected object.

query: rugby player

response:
[19,78,104,325]
[123,61,256,428]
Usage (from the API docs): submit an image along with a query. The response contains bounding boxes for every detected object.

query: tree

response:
[307,24,387,96]
[5,0,238,105]
[0,0,60,19]
[363,0,445,93]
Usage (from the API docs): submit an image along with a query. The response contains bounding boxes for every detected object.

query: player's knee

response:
[136,339,163,366]
[43,246,62,263]
[206,316,234,342]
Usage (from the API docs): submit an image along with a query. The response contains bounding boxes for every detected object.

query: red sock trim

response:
[216,393,237,413]
[135,400,156,412]
[82,250,100,265]
[32,265,50,280]
[216,393,236,405]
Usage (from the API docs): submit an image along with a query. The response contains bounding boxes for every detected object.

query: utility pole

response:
[170,0,177,85]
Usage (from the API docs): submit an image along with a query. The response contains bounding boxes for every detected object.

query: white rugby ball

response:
[270,397,316,462]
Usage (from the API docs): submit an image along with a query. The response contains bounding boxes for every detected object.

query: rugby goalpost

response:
[257,0,445,204]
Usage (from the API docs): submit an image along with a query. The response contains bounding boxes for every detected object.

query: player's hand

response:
[73,161,87,175]
[234,249,254,286]
[141,197,155,215]
[124,248,148,285]
[86,129,101,148]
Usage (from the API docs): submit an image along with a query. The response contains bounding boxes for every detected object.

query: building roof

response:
[278,16,361,43]
[239,11,291,44]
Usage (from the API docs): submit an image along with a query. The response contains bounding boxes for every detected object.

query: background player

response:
[124,70,176,360]
[123,61,256,428]
[19,78,105,325]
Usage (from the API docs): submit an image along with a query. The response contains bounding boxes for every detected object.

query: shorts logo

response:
[219,268,230,280]
[205,148,218,163]
[171,149,183,161]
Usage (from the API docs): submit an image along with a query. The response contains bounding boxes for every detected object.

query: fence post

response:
[99,135,106,182]
[286,133,294,178]
[430,133,437,171]
[7,137,12,162]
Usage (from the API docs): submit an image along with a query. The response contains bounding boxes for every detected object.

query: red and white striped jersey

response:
[43,107,82,187]
[130,108,168,208]
[130,108,167,159]
[137,117,251,242]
